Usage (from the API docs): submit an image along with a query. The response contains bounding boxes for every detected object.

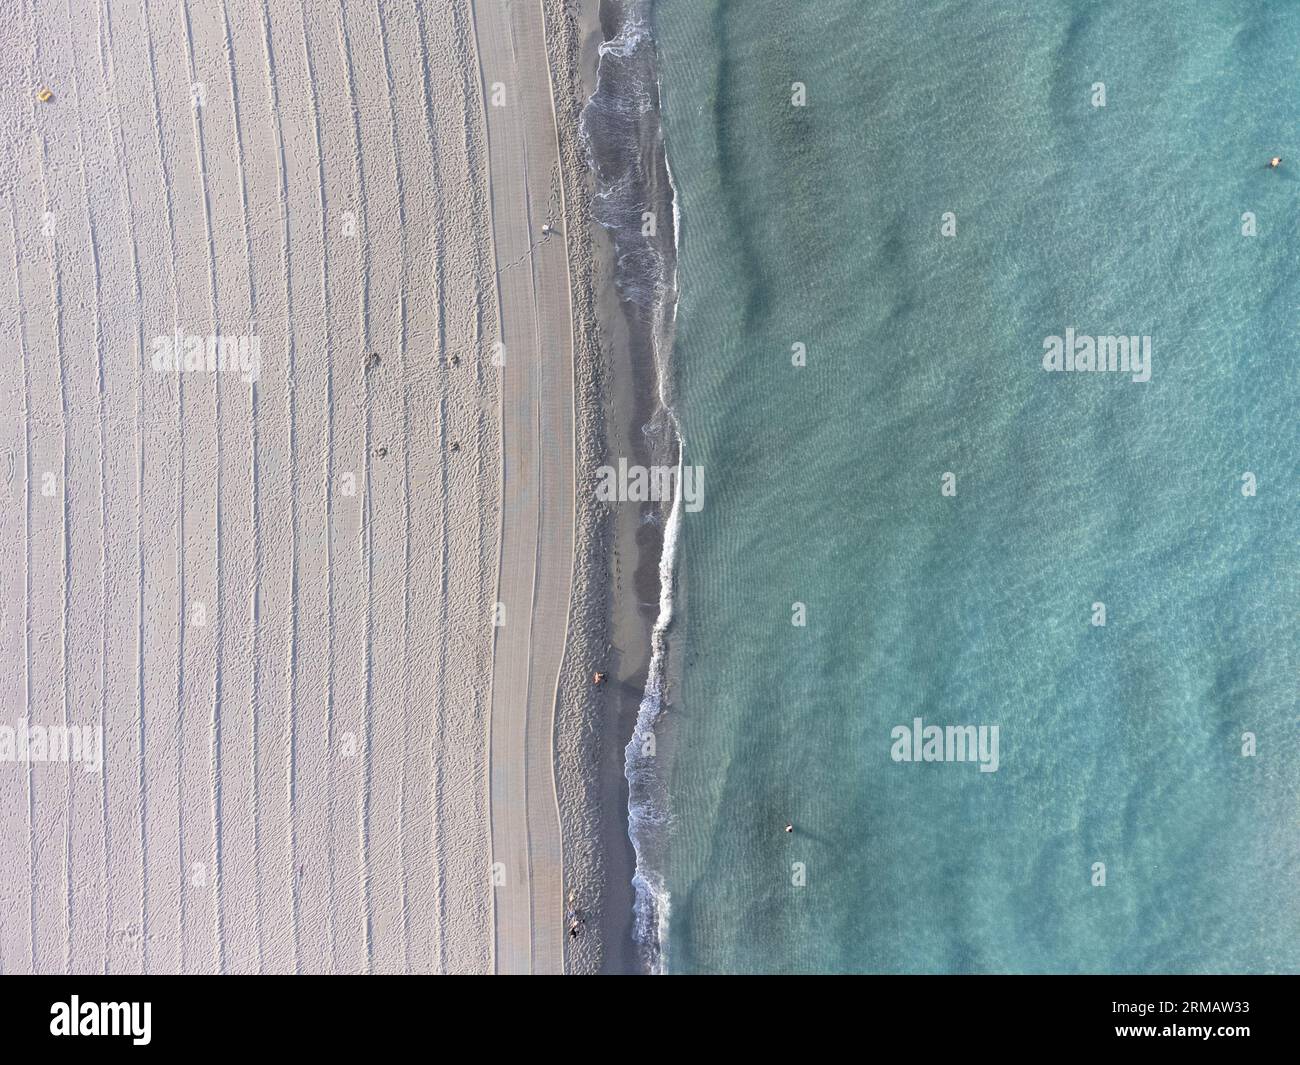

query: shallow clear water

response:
[654,0,1300,973]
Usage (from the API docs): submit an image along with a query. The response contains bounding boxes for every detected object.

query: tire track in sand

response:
[471,0,575,975]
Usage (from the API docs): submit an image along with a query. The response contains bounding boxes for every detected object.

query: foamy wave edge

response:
[625,455,679,975]
[578,0,681,975]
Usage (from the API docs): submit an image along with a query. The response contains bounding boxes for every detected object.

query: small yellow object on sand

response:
[36,88,53,103]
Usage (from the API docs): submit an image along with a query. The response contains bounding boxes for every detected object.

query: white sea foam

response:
[580,0,682,973]
[624,452,681,973]
[598,20,651,60]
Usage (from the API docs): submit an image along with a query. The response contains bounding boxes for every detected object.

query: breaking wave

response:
[579,0,680,974]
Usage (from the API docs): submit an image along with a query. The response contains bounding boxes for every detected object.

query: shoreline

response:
[0,0,670,976]
[543,0,680,974]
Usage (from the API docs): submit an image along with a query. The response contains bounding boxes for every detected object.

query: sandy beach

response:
[0,0,638,974]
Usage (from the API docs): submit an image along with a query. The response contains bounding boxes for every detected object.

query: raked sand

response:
[0,0,610,974]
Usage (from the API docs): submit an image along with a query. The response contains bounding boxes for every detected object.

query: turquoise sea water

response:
[653,0,1299,973]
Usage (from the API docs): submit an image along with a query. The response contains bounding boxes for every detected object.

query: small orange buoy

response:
[36,88,54,103]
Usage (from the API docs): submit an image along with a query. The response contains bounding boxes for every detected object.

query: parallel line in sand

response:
[8,0,520,976]
[58,0,112,971]
[372,0,416,971]
[470,0,511,976]
[296,4,338,969]
[332,0,375,974]
[87,5,117,971]
[9,200,37,973]
[410,0,449,973]
[100,0,150,976]
[362,0,407,971]
[0,205,26,974]
[139,0,187,975]
[14,3,38,976]
[455,0,493,973]
[31,64,74,978]
[31,4,74,975]
[214,0,267,974]
[469,0,506,977]
[178,0,227,974]
[94,0,110,82]
[257,0,300,974]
